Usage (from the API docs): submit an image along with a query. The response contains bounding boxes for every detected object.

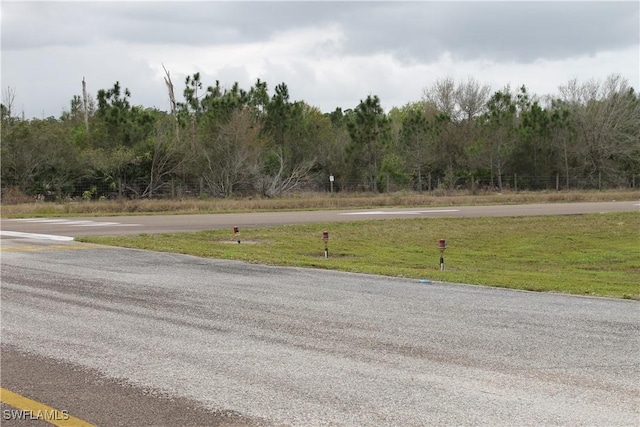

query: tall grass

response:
[2,189,638,217]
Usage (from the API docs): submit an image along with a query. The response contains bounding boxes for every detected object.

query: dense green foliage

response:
[2,74,639,201]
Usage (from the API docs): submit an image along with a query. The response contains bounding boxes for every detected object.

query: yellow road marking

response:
[0,388,95,427]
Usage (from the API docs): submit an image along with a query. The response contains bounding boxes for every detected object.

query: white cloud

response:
[135,23,347,84]
[2,1,638,118]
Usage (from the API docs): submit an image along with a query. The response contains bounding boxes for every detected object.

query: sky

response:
[1,1,639,120]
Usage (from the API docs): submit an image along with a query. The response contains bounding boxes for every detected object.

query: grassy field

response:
[78,211,640,300]
[2,189,638,217]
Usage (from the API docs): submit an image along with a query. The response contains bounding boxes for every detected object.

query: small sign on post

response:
[438,239,446,271]
[233,226,240,244]
[322,230,329,258]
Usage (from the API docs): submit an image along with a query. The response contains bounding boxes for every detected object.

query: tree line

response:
[1,72,638,201]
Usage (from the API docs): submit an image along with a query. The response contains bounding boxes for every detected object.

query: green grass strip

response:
[78,212,640,299]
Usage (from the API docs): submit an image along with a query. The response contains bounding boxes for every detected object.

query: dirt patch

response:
[219,240,261,245]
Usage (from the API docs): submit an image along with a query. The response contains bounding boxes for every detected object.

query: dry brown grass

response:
[1,189,638,218]
[0,187,36,205]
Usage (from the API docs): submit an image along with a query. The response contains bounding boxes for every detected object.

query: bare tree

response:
[456,77,491,121]
[258,147,315,197]
[202,109,264,197]
[2,86,16,117]
[82,77,90,131]
[559,74,640,185]
[422,77,459,121]
[162,64,179,139]
[143,115,189,198]
[1,87,18,133]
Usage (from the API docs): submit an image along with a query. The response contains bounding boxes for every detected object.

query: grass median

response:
[77,211,640,300]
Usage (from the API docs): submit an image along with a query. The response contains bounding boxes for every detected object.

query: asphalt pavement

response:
[1,237,638,426]
[1,201,638,238]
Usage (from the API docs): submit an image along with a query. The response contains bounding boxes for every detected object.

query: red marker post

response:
[438,239,447,270]
[233,226,240,244]
[322,230,329,258]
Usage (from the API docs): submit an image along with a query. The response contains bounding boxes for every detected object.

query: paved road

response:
[1,236,639,426]
[1,201,638,238]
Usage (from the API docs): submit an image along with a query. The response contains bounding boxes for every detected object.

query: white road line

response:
[71,222,120,227]
[7,218,70,223]
[70,222,140,227]
[4,218,140,227]
[339,211,387,215]
[58,220,97,225]
[339,209,460,215]
[0,231,74,241]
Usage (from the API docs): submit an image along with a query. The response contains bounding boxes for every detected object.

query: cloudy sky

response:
[2,1,638,120]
